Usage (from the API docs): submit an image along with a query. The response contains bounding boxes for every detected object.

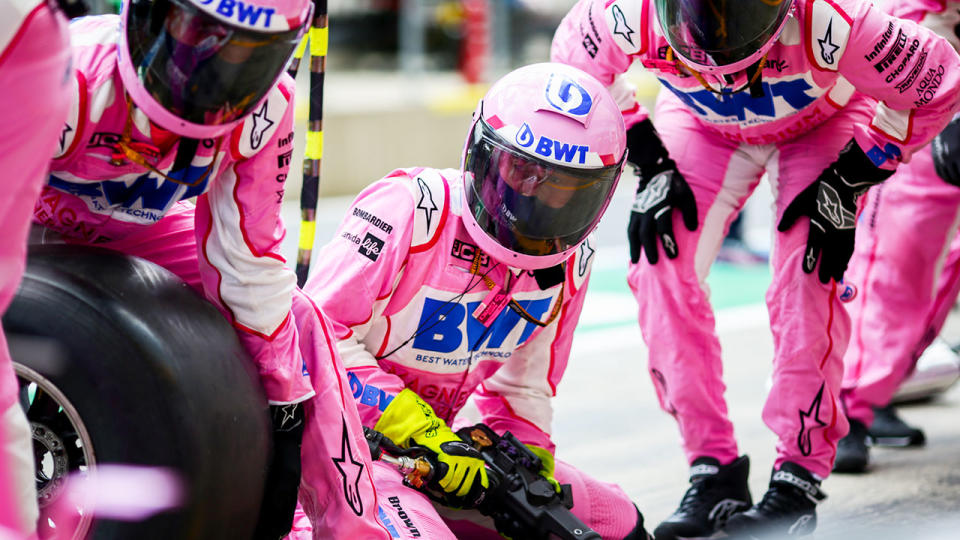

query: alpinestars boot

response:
[722,462,826,538]
[653,455,752,540]
[868,404,926,447]
[832,418,869,473]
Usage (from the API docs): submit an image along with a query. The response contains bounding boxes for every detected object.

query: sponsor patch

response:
[352,207,393,234]
[358,232,384,261]
[451,238,489,266]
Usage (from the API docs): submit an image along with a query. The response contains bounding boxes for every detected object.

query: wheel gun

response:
[364,423,601,540]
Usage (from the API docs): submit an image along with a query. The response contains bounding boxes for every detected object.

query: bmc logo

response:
[661,78,819,123]
[412,297,551,353]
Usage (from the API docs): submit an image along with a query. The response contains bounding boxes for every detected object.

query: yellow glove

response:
[375,389,489,504]
[526,444,562,494]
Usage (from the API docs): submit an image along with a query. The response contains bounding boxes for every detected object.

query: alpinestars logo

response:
[633,172,671,213]
[816,182,855,230]
[249,101,274,150]
[709,499,749,527]
[416,177,438,229]
[59,124,73,152]
[332,417,365,516]
[818,19,840,65]
[611,4,635,47]
[578,238,594,277]
[797,383,828,457]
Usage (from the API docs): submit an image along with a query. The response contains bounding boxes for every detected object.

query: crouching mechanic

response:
[32,1,391,537]
[300,63,650,539]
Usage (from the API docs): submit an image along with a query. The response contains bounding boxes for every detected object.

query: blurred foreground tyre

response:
[2,245,271,539]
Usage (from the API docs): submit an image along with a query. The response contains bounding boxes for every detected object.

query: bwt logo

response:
[198,0,275,28]
[515,123,590,165]
[661,78,819,122]
[347,372,395,412]
[545,73,593,119]
[412,297,551,353]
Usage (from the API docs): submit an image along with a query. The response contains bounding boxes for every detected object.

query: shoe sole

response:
[868,434,925,448]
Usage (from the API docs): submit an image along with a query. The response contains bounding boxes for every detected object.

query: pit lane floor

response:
[281,180,960,540]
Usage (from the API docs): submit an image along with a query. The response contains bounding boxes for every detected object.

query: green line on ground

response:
[580,262,771,333]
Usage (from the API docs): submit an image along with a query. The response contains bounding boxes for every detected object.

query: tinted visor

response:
[654,0,791,68]
[126,0,304,127]
[464,120,623,258]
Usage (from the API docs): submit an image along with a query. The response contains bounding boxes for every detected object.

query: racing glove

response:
[626,119,699,264]
[374,389,489,507]
[254,403,305,540]
[932,114,960,187]
[778,139,894,284]
[525,444,561,494]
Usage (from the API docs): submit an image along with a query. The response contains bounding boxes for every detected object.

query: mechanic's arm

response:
[553,0,698,264]
[837,0,960,168]
[303,175,417,428]
[193,76,310,539]
[551,0,649,129]
[194,76,314,406]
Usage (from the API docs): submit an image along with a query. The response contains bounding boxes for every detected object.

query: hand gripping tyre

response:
[2,244,271,539]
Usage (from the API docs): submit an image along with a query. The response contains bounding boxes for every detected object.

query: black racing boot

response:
[868,404,926,447]
[832,418,869,473]
[722,462,826,538]
[653,455,752,540]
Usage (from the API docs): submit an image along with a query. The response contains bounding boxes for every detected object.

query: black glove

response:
[626,119,698,264]
[778,140,894,284]
[932,114,960,187]
[254,403,306,540]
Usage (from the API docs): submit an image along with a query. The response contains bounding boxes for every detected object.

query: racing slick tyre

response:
[2,244,271,539]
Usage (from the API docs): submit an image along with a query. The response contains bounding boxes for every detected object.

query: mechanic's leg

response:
[763,97,879,478]
[0,2,72,534]
[440,459,647,539]
[290,459,454,539]
[841,146,960,427]
[291,291,393,539]
[627,94,765,466]
[913,226,960,356]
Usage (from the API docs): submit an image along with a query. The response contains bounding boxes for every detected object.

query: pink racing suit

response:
[841,0,960,428]
[32,15,390,539]
[553,0,960,477]
[0,0,71,535]
[302,167,642,539]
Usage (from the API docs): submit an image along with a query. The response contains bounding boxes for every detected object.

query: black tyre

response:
[2,244,271,539]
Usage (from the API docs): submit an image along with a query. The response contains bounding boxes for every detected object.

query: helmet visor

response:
[464,119,623,258]
[125,0,305,127]
[654,0,791,69]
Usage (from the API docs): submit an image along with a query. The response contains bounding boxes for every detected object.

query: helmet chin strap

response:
[667,48,768,97]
